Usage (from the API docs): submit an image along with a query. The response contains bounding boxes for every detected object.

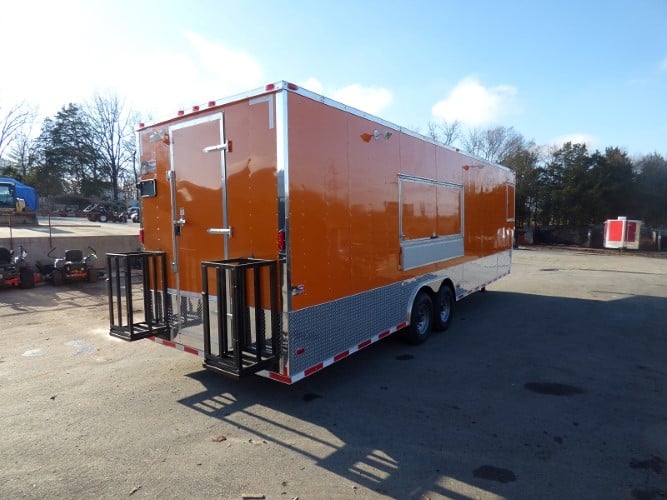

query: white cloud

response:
[550,133,597,149]
[301,77,325,95]
[298,79,393,116]
[184,32,263,93]
[332,84,393,115]
[117,33,264,119]
[1,0,392,126]
[431,77,518,126]
[0,1,98,116]
[0,4,265,123]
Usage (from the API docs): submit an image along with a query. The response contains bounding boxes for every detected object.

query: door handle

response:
[174,218,186,236]
[203,143,228,153]
[207,227,232,236]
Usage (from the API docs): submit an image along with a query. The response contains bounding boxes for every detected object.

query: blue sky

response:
[1,0,665,158]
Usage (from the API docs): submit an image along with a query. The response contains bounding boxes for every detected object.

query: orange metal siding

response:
[139,88,513,310]
[139,97,278,296]
[224,99,278,262]
[139,133,174,284]
[287,92,514,310]
[171,119,226,293]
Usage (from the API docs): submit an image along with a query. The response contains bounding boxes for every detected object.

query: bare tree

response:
[86,93,139,201]
[482,126,525,163]
[462,127,485,158]
[427,119,461,146]
[0,101,36,160]
[7,130,39,178]
[462,125,524,163]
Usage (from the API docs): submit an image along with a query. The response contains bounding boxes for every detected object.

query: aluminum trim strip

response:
[141,81,511,175]
[276,89,290,312]
[249,95,275,129]
[290,84,513,174]
[400,236,464,271]
[397,173,463,190]
[169,112,223,131]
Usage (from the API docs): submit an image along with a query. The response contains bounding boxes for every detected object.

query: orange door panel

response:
[170,115,226,293]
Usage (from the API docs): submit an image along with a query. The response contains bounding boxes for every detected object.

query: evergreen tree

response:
[634,153,667,227]
[35,104,104,197]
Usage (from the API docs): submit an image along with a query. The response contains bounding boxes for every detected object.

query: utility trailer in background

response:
[107,81,515,384]
[604,217,641,250]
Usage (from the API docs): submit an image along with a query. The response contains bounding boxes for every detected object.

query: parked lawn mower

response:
[38,246,98,285]
[0,245,35,289]
[83,203,127,223]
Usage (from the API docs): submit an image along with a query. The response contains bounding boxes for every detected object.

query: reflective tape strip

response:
[148,336,205,358]
[257,320,407,385]
[149,320,408,385]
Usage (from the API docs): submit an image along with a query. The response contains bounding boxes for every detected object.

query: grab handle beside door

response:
[207,227,232,236]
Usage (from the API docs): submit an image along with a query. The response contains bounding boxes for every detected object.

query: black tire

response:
[433,285,454,332]
[52,269,64,286]
[99,214,108,223]
[87,267,98,283]
[19,268,35,289]
[87,214,97,222]
[404,291,433,345]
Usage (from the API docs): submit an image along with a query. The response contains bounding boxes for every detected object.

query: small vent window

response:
[138,179,157,198]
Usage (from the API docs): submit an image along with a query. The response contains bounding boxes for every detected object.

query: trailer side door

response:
[168,113,229,303]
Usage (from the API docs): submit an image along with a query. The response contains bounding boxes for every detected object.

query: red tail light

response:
[277,229,285,251]
[139,228,144,245]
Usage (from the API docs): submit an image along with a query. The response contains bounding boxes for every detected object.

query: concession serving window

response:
[398,174,464,270]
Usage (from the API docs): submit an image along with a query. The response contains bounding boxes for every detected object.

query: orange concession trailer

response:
[107,81,515,384]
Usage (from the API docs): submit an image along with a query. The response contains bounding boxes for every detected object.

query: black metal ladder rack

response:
[107,251,169,341]
[201,258,280,377]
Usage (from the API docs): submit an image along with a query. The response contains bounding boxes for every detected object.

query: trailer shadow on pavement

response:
[175,289,667,499]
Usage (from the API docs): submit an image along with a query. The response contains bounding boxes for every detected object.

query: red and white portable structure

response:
[604,217,641,250]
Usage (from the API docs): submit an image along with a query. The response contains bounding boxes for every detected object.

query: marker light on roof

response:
[177,110,184,116]
[192,105,199,112]
[287,82,298,90]
[208,101,216,107]
[265,83,275,91]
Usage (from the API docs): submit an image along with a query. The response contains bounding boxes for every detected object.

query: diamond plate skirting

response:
[284,250,510,375]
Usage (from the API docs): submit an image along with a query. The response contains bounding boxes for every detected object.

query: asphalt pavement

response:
[0,248,665,499]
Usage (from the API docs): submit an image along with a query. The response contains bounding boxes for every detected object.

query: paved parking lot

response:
[0,217,140,269]
[1,216,139,239]
[1,248,666,499]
